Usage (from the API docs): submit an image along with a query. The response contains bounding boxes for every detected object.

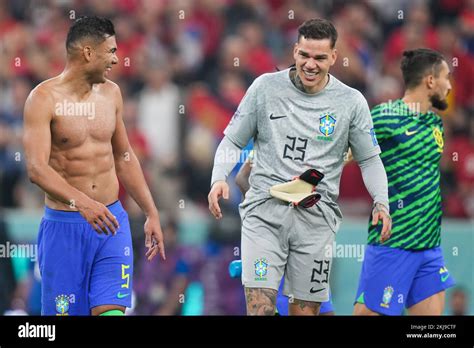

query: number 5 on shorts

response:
[121,264,130,289]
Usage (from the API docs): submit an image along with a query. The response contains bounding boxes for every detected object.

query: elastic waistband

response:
[43,200,125,223]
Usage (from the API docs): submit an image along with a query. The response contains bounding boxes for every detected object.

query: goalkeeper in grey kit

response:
[208,18,392,315]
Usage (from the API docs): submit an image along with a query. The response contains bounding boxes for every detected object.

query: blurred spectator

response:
[119,98,152,213]
[443,111,474,218]
[459,0,474,54]
[449,287,469,315]
[436,23,474,109]
[331,3,377,93]
[0,77,30,207]
[0,215,16,314]
[138,67,180,166]
[237,20,277,76]
[383,2,438,79]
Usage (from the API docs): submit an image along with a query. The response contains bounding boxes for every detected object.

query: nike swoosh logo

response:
[441,274,450,282]
[269,113,287,120]
[405,130,418,136]
[117,292,130,299]
[309,287,325,294]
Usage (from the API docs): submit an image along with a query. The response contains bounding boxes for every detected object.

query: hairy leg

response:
[289,299,321,316]
[245,287,277,316]
[353,303,381,316]
[408,291,445,315]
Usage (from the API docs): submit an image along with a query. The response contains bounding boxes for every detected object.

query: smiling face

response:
[293,37,337,94]
[85,35,118,84]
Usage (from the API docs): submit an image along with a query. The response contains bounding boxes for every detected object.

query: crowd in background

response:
[0,0,472,315]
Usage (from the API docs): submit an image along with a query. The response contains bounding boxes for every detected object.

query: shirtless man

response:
[23,16,165,316]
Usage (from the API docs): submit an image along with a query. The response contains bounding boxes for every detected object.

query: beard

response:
[430,93,448,111]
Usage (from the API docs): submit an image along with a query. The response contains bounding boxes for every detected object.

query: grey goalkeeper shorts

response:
[240,198,336,303]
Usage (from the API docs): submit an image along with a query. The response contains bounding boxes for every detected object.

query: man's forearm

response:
[210,136,242,187]
[235,159,251,196]
[27,163,90,208]
[116,150,158,217]
[358,154,389,211]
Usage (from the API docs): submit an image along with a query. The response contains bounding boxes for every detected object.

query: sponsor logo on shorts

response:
[117,292,130,299]
[380,286,394,308]
[439,267,450,282]
[317,113,336,141]
[254,258,268,281]
[55,294,71,316]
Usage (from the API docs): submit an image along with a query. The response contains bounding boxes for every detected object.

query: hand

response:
[208,181,229,219]
[144,214,166,261]
[77,198,119,235]
[371,202,392,243]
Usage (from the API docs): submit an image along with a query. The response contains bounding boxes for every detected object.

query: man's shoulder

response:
[26,77,61,106]
[252,69,288,88]
[98,79,121,96]
[329,75,366,103]
[103,78,120,90]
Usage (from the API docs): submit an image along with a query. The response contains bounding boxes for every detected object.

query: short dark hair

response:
[297,18,338,48]
[401,48,446,89]
[66,16,115,53]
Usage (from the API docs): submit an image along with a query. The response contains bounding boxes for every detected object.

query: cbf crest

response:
[55,294,70,316]
[432,126,444,153]
[380,286,394,308]
[318,113,337,141]
[254,258,268,281]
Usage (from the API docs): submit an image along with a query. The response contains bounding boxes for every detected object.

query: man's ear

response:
[293,42,299,59]
[330,48,337,66]
[426,75,435,89]
[83,45,93,62]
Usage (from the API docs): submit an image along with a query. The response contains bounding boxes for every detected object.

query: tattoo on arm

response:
[372,202,391,219]
[245,288,277,316]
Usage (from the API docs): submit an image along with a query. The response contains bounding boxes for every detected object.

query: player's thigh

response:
[89,210,134,311]
[405,247,455,314]
[319,292,335,315]
[244,287,278,315]
[353,245,419,316]
[353,303,380,316]
[407,290,445,315]
[283,215,334,306]
[289,299,321,316]
[38,218,96,315]
[241,201,289,292]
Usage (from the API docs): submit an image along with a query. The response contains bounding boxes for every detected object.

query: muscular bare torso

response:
[42,77,119,210]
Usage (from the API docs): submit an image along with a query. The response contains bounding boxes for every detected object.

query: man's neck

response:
[402,89,431,114]
[289,69,329,94]
[60,64,95,99]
